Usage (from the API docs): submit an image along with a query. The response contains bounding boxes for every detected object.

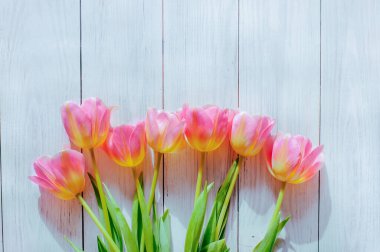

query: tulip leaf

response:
[88,173,104,224]
[253,214,291,252]
[277,216,290,235]
[185,182,214,252]
[104,185,139,252]
[151,202,172,252]
[132,176,144,247]
[97,236,108,252]
[158,209,171,252]
[135,178,154,252]
[109,212,123,252]
[253,213,281,252]
[152,202,160,250]
[64,236,84,252]
[200,239,228,252]
[97,236,107,252]
[201,158,238,249]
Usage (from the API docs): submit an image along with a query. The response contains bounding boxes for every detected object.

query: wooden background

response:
[1,0,379,251]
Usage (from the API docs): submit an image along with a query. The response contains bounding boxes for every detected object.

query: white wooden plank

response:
[0,123,3,251]
[163,0,238,250]
[81,0,162,250]
[0,0,81,251]
[239,0,320,251]
[319,0,380,250]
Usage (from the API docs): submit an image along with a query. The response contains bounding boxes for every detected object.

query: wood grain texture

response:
[2,0,380,250]
[0,0,81,251]
[319,0,380,250]
[81,0,162,250]
[163,0,238,250]
[239,0,320,251]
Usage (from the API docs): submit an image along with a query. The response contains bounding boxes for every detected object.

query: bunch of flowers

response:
[30,97,324,252]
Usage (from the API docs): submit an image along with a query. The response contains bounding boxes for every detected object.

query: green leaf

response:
[201,158,238,248]
[135,178,154,252]
[158,210,171,252]
[185,182,214,252]
[104,185,139,252]
[132,176,144,247]
[200,239,228,252]
[253,214,290,252]
[152,202,160,251]
[88,173,102,208]
[132,193,143,247]
[253,213,281,252]
[89,173,124,251]
[277,216,290,235]
[64,236,84,252]
[109,213,123,252]
[97,236,108,252]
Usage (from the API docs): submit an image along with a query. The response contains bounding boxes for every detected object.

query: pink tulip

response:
[230,112,274,157]
[264,134,324,184]
[61,97,111,149]
[145,108,186,153]
[29,149,86,200]
[182,104,229,152]
[104,121,146,167]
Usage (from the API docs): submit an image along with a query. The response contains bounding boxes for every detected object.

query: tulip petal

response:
[29,150,86,200]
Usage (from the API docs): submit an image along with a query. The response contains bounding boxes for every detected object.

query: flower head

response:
[29,149,86,200]
[230,112,274,157]
[264,134,324,184]
[104,121,146,167]
[145,108,186,153]
[181,104,229,152]
[61,97,111,149]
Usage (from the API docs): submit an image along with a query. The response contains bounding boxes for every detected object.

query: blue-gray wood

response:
[320,0,380,250]
[1,0,379,251]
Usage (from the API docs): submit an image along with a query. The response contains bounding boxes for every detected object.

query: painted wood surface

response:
[319,0,380,250]
[0,0,81,251]
[163,0,238,250]
[238,0,320,251]
[1,0,380,251]
[81,0,162,250]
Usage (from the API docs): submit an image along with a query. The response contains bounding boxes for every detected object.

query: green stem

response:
[138,152,163,252]
[89,148,113,252]
[269,182,287,228]
[77,195,119,252]
[132,170,146,252]
[147,152,163,213]
[194,152,206,202]
[215,156,243,240]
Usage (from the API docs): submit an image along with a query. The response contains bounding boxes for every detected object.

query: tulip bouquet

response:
[29,97,323,252]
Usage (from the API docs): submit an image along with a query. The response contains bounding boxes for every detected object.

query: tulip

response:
[61,97,111,149]
[145,108,185,210]
[264,134,324,184]
[145,108,186,153]
[230,112,275,157]
[182,105,229,152]
[214,112,274,240]
[104,121,148,252]
[29,150,119,252]
[181,104,229,201]
[61,97,113,248]
[29,149,85,200]
[254,134,324,251]
[103,121,146,168]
